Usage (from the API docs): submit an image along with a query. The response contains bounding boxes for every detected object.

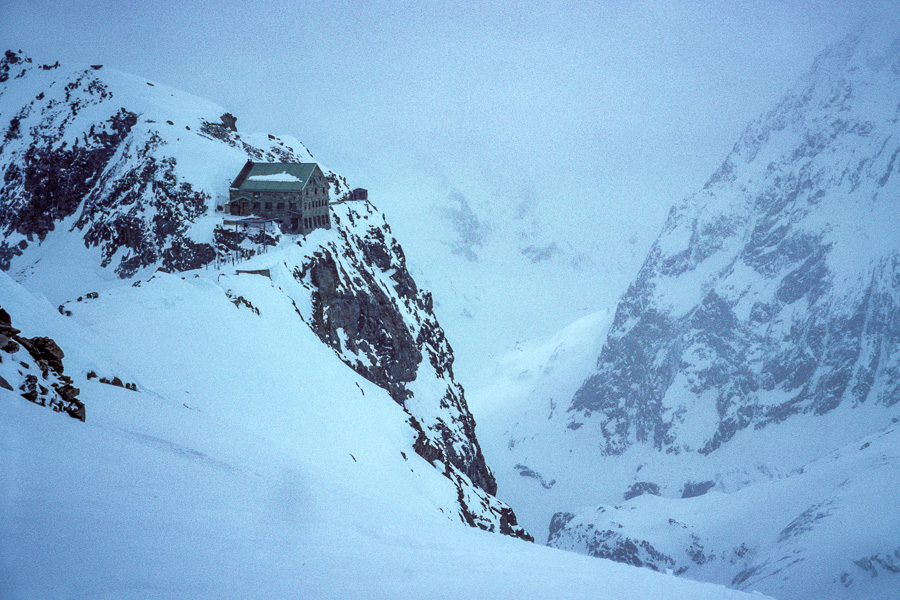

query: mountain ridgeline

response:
[0,50,530,540]
[531,31,900,600]
[570,33,900,455]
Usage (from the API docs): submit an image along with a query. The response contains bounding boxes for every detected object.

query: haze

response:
[3,0,897,377]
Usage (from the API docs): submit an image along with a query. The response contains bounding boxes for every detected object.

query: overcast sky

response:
[3,0,897,259]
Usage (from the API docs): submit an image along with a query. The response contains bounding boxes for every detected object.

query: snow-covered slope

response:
[0,49,528,538]
[1,270,764,600]
[548,420,900,600]
[474,30,900,600]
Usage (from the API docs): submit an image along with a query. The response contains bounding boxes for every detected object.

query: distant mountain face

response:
[0,50,529,540]
[548,419,900,600]
[570,33,900,456]
[520,31,900,600]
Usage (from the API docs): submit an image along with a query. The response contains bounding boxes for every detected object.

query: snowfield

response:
[0,267,763,600]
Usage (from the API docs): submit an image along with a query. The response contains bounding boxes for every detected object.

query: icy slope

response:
[1,272,763,600]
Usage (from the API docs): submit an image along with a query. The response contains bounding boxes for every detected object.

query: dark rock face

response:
[569,33,900,456]
[289,201,531,539]
[681,481,716,499]
[304,248,420,404]
[547,511,677,572]
[0,305,84,420]
[296,201,500,498]
[625,481,661,501]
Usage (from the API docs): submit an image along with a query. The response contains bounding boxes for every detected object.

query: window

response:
[253,192,260,198]
[265,202,272,209]
[252,202,260,210]
[277,202,285,210]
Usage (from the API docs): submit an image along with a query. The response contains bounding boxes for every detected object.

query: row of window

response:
[229,199,329,214]
[305,215,327,229]
[242,200,326,210]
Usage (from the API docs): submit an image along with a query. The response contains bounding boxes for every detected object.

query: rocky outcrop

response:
[624,481,660,501]
[548,510,681,572]
[0,306,83,420]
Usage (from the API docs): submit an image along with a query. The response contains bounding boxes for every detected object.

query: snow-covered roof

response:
[231,161,323,192]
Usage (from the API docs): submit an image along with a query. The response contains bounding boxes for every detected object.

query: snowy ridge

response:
[548,418,900,600]
[0,49,340,283]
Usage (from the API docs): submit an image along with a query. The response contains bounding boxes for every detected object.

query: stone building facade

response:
[223,161,331,235]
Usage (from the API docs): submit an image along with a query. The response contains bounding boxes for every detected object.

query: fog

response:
[6,2,891,216]
[3,0,897,374]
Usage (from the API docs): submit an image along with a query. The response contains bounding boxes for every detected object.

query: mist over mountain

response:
[0,47,780,599]
[474,30,900,600]
[3,4,900,598]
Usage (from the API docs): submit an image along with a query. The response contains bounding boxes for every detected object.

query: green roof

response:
[231,162,322,192]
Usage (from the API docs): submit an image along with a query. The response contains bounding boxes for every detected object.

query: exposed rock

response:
[548,513,677,572]
[681,481,715,499]
[288,201,528,537]
[625,481,661,501]
[514,463,556,489]
[219,112,237,132]
[1,305,84,421]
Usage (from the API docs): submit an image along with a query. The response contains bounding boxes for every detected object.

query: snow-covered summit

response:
[0,49,327,286]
